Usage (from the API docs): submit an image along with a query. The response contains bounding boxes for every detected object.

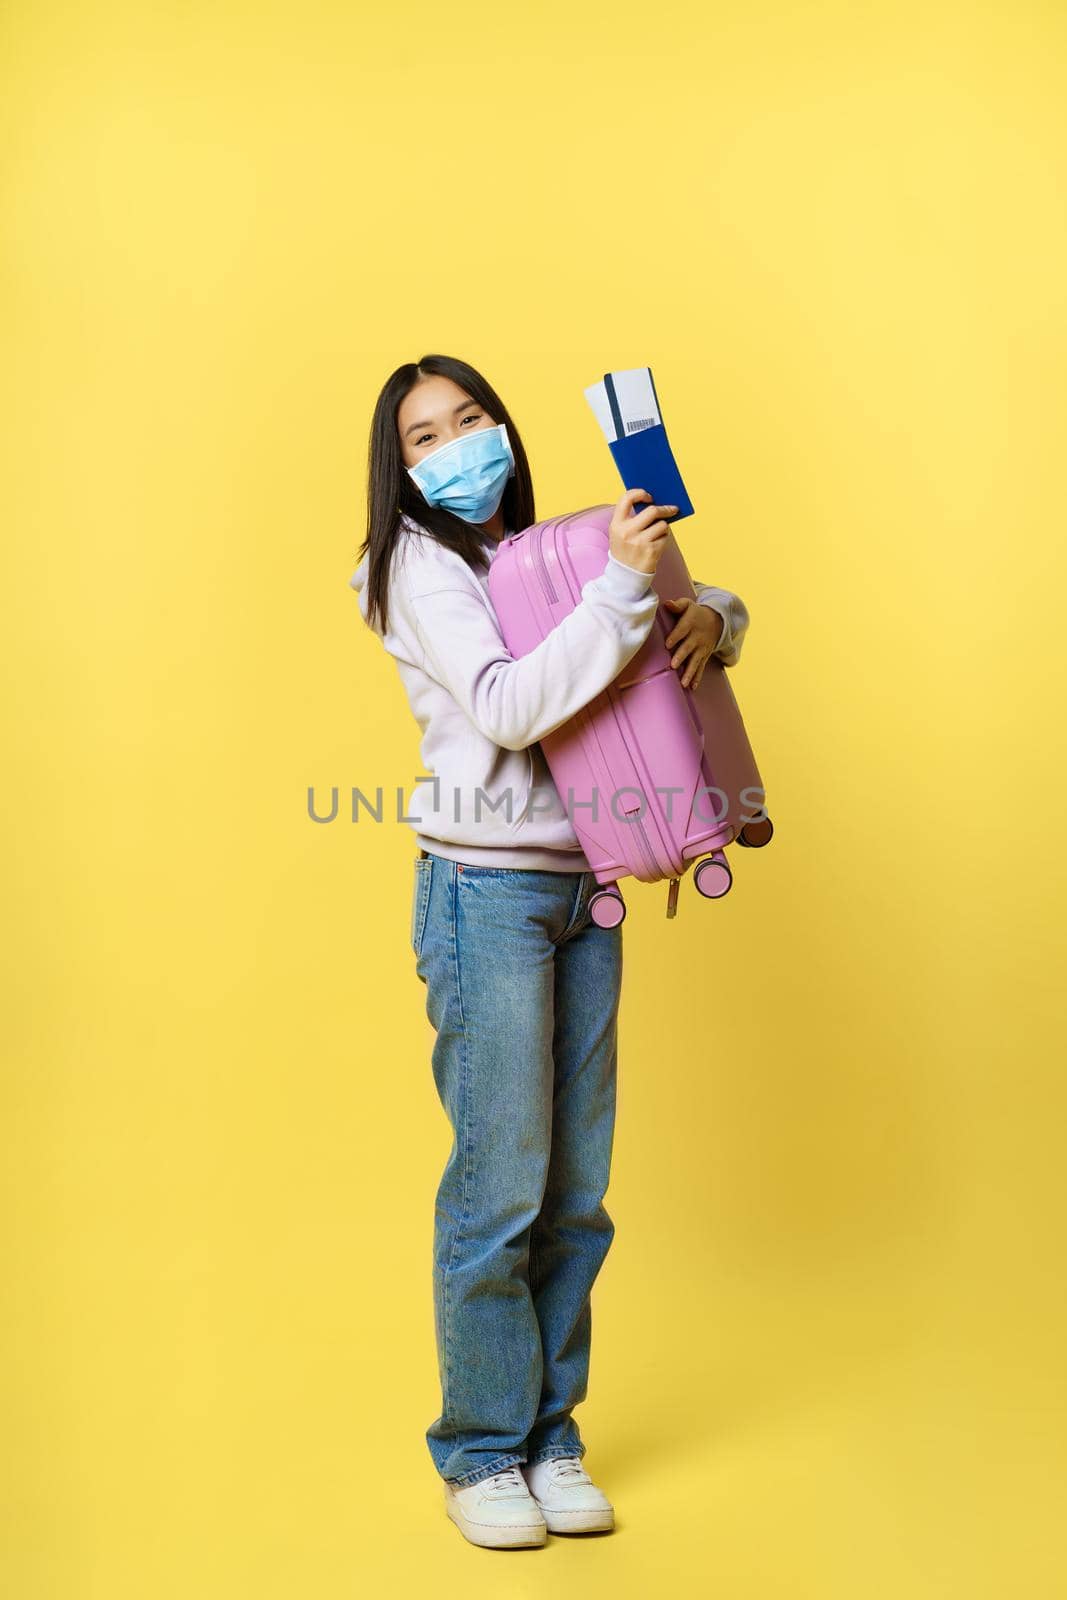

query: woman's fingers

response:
[665,615,700,652]
[670,633,700,670]
[681,642,713,687]
[621,488,678,531]
[662,597,718,682]
[663,598,695,649]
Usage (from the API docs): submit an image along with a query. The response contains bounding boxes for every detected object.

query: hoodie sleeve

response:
[691,580,750,668]
[400,552,660,752]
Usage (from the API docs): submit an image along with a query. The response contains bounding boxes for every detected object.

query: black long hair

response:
[357,353,537,635]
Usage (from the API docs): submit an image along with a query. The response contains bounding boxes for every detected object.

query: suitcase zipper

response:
[507,526,558,606]
[532,531,558,605]
[625,807,660,877]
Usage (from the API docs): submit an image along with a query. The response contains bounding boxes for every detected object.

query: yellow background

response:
[3,1,1065,1594]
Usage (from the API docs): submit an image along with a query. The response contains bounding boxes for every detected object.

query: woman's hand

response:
[608,488,679,575]
[662,596,724,690]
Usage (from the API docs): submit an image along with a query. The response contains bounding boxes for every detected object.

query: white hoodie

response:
[348,510,750,871]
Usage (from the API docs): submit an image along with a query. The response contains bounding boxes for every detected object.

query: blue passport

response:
[584,367,695,521]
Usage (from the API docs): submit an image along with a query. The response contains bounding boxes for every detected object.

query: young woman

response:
[349,354,749,1549]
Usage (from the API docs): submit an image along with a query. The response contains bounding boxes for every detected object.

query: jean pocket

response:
[410,856,432,957]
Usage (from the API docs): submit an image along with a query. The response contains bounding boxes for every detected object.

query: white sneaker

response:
[521,1455,615,1533]
[444,1464,548,1549]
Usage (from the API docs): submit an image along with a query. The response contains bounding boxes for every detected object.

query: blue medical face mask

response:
[406,421,516,524]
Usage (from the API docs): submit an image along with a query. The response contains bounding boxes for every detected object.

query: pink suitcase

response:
[487,503,773,925]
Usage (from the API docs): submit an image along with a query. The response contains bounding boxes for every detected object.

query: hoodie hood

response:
[348,512,425,637]
[348,548,375,632]
[349,512,503,639]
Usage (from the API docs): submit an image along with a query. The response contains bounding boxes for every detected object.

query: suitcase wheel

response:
[589,888,626,929]
[693,853,733,900]
[736,816,774,849]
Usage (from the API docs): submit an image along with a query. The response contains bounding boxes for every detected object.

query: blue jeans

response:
[410,850,623,1489]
